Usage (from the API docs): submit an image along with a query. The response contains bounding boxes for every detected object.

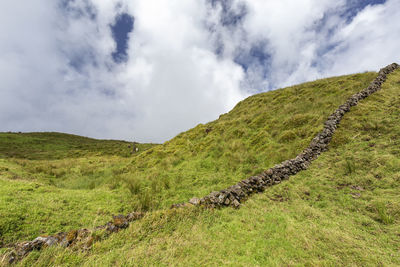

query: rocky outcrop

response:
[189,63,399,208]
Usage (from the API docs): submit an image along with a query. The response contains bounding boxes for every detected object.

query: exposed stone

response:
[84,236,94,249]
[66,230,78,244]
[76,229,90,242]
[9,208,145,263]
[189,197,200,205]
[113,215,129,229]
[170,202,186,209]
[126,211,144,221]
[224,198,230,205]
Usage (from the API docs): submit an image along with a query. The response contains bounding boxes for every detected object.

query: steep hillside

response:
[1,67,400,266]
[116,71,379,209]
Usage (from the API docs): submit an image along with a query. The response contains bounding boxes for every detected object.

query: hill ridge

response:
[191,63,399,208]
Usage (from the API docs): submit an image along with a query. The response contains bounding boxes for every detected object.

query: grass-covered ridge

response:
[0,132,155,160]
[121,71,378,208]
[1,69,400,266]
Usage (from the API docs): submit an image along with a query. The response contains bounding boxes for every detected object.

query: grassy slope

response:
[0,133,156,245]
[0,132,155,160]
[114,71,379,209]
[1,70,400,266]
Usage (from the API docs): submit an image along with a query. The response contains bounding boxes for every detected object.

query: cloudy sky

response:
[0,0,399,143]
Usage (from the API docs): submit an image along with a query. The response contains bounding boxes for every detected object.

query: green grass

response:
[115,71,379,209]
[1,69,400,266]
[0,132,155,160]
[0,178,133,246]
[0,133,157,246]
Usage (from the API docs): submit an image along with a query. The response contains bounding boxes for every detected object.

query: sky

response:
[0,0,399,143]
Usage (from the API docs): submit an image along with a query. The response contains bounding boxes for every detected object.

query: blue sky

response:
[111,13,134,63]
[0,0,399,142]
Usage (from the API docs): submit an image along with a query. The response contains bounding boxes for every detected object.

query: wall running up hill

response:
[189,63,399,208]
[5,63,399,265]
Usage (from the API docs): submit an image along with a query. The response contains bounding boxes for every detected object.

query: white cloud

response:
[0,0,399,142]
[0,0,246,142]
[320,0,400,75]
[115,0,246,141]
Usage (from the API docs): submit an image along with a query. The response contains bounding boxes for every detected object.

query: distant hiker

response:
[132,142,139,153]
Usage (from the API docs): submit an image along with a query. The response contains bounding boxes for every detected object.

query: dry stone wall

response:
[187,63,400,208]
[3,212,144,264]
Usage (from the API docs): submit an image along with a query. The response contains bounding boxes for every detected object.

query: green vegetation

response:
[0,132,155,160]
[0,133,156,246]
[1,69,400,266]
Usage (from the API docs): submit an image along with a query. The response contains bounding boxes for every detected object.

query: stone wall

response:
[188,63,399,208]
[3,212,144,264]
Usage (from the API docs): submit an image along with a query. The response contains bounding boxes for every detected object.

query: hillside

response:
[0,133,156,246]
[1,66,400,266]
[0,132,156,159]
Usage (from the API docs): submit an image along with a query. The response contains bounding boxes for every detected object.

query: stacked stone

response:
[5,212,144,264]
[191,63,399,209]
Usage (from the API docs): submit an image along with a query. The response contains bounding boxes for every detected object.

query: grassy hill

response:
[1,68,400,266]
[0,133,156,247]
[0,132,155,160]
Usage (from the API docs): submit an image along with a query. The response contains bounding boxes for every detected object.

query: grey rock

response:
[45,236,58,247]
[232,199,240,208]
[189,197,200,205]
[224,198,230,205]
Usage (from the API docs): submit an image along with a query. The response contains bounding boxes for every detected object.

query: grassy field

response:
[0,133,156,246]
[1,69,400,266]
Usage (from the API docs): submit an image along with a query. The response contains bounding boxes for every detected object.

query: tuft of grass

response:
[344,158,356,175]
[374,202,394,225]
[121,176,142,196]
